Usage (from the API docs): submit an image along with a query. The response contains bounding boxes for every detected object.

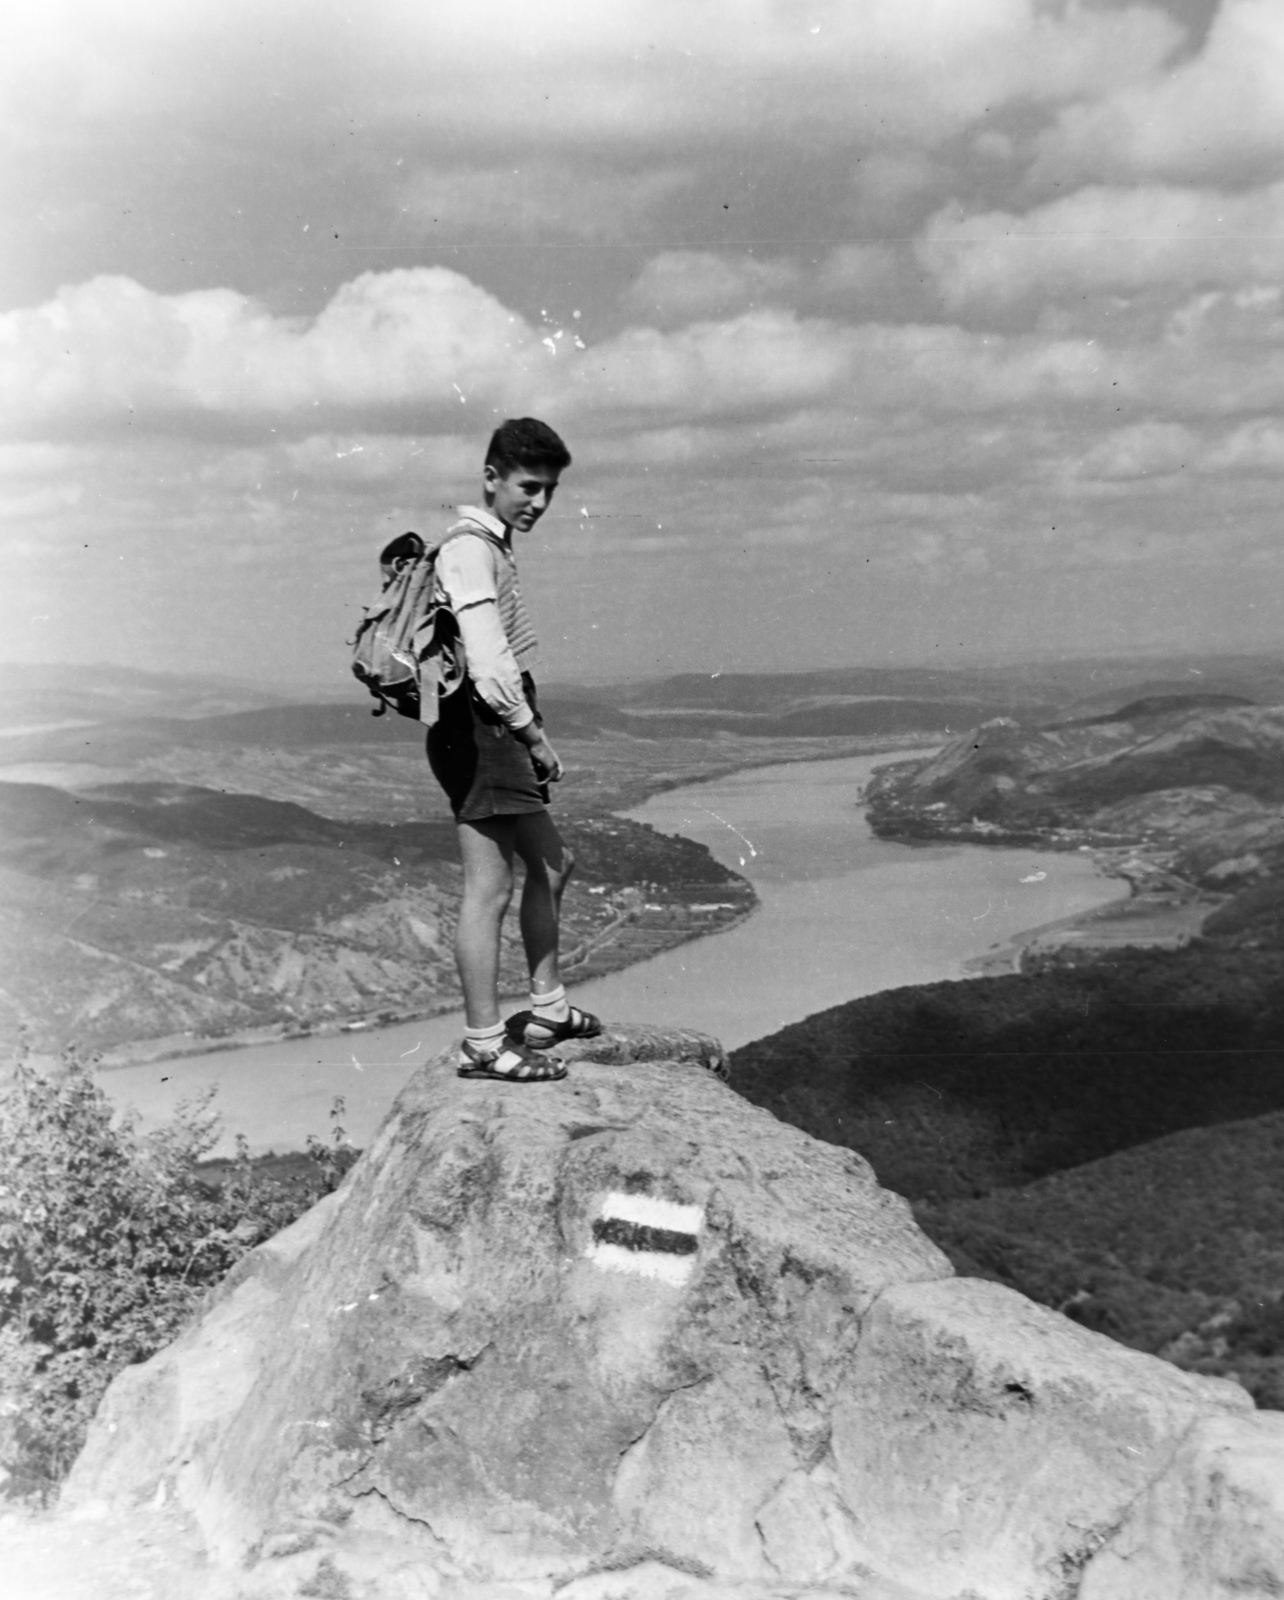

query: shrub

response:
[0,1044,324,1502]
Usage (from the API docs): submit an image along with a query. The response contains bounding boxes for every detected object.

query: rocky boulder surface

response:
[52,1027,1284,1599]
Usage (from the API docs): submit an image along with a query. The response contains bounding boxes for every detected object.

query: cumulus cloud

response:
[621,253,802,324]
[562,311,867,424]
[622,246,903,327]
[1032,0,1284,186]
[919,182,1284,308]
[12,265,1284,449]
[1,0,1185,161]
[0,0,1202,325]
[0,269,543,430]
[370,0,1185,145]
[12,4,1284,681]
[9,249,1284,681]
[1077,416,1284,482]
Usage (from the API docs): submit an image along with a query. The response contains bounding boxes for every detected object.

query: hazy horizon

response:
[5,1,1283,686]
[6,642,1284,708]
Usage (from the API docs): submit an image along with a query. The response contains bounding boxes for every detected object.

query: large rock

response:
[1078,1410,1284,1599]
[62,1027,1273,1599]
[828,1279,1257,1598]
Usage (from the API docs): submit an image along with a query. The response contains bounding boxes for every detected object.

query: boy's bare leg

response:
[454,818,517,1028]
[513,811,575,995]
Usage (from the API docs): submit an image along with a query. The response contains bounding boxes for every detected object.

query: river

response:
[100,750,1128,1154]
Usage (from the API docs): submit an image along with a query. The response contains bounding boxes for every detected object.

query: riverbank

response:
[961,844,1223,976]
[96,751,1129,1157]
[91,879,758,1072]
[85,735,920,1070]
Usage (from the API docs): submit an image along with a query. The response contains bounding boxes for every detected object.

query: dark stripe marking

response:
[592,1217,699,1256]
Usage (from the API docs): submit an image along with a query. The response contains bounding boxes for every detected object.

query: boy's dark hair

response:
[485,417,572,476]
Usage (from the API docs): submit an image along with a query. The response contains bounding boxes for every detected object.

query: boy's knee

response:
[478,884,513,918]
[461,865,513,916]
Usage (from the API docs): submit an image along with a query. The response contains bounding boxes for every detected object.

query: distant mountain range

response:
[0,661,310,733]
[0,683,1035,764]
[12,650,1284,755]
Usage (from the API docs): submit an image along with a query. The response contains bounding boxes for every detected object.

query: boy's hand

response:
[527,734,564,783]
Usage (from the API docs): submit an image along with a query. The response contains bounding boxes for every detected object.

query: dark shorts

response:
[426,672,549,823]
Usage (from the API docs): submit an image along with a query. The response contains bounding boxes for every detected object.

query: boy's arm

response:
[436,538,562,780]
[437,538,534,731]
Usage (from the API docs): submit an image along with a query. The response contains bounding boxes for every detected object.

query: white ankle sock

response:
[530,984,569,1022]
[463,1021,505,1060]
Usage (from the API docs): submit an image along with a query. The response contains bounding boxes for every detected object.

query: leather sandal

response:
[457,1037,568,1082]
[504,1005,603,1050]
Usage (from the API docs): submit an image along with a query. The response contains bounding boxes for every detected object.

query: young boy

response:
[428,417,600,1081]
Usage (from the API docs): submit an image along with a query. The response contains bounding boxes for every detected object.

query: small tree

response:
[0,1044,319,1501]
[304,1095,358,1192]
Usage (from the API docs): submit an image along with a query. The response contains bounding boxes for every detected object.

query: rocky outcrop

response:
[62,1027,1284,1599]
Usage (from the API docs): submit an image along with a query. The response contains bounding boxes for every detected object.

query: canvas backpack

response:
[350,529,468,724]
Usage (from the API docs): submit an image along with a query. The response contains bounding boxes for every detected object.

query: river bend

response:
[102,751,1126,1153]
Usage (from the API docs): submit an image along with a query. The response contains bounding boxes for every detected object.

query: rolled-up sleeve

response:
[436,537,535,731]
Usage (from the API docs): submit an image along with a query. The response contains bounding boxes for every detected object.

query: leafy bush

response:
[0,1044,329,1502]
[303,1095,360,1192]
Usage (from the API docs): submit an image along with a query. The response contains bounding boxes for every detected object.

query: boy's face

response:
[484,460,560,533]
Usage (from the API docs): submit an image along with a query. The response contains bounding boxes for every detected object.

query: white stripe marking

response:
[599,1193,703,1234]
[586,1243,696,1285]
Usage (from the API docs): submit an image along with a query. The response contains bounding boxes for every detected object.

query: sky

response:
[3,0,1284,690]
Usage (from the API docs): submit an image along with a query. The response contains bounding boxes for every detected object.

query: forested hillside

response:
[735,684,1284,1409]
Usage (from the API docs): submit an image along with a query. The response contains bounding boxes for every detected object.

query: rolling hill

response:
[734,677,1284,1409]
[0,780,748,1057]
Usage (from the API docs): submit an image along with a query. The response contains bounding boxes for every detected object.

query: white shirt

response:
[435,507,535,731]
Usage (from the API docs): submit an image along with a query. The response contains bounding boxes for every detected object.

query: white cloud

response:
[1032,0,1284,185]
[1197,419,1284,476]
[1162,284,1284,345]
[372,0,1186,145]
[919,182,1284,307]
[0,0,1200,331]
[621,253,801,324]
[13,265,1284,450]
[13,5,1284,681]
[0,0,1184,157]
[561,311,860,422]
[0,270,543,428]
[1075,422,1198,482]
[622,246,902,327]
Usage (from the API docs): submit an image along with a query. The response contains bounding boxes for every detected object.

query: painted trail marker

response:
[586,1193,703,1286]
